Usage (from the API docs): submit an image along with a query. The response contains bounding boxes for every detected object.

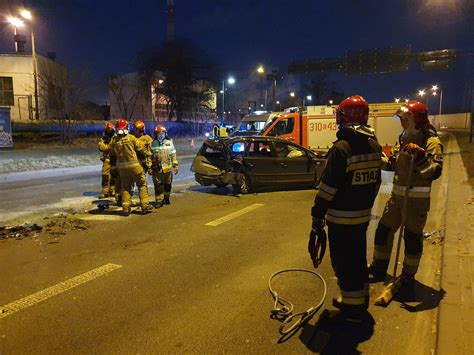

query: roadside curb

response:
[0,165,101,183]
[436,132,474,354]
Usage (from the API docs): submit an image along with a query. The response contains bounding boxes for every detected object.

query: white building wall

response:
[0,55,34,121]
[0,54,68,121]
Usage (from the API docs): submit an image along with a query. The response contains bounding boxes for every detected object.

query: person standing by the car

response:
[110,118,153,215]
[98,122,115,198]
[308,95,383,318]
[368,101,443,289]
[150,125,179,208]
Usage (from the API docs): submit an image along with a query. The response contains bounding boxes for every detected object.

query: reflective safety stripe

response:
[347,153,381,164]
[317,182,338,201]
[327,209,372,225]
[374,249,391,260]
[341,289,366,298]
[346,160,381,172]
[319,182,338,195]
[327,208,372,217]
[118,160,140,168]
[316,189,334,201]
[392,184,431,198]
[404,254,421,267]
[341,296,366,306]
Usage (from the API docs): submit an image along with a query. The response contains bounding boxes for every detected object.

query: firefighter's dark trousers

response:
[328,222,369,308]
[372,194,429,276]
[152,171,173,202]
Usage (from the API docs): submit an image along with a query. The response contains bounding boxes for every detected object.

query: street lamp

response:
[418,89,426,97]
[395,98,400,103]
[303,95,312,106]
[19,8,40,120]
[256,65,265,74]
[328,100,333,105]
[276,100,281,111]
[431,84,443,118]
[222,76,236,118]
[289,92,295,98]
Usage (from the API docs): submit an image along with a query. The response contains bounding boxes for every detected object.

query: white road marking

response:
[0,263,122,320]
[205,203,265,227]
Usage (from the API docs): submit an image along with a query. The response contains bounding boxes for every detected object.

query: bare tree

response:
[108,73,147,120]
[138,39,216,122]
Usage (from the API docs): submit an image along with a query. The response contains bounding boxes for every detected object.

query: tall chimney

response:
[166,0,175,42]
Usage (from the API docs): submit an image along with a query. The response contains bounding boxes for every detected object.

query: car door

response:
[243,139,278,186]
[274,141,314,184]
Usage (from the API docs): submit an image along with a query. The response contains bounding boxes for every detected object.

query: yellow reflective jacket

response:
[110,134,146,170]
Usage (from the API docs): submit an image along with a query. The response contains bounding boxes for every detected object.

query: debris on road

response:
[0,213,90,242]
[0,224,42,240]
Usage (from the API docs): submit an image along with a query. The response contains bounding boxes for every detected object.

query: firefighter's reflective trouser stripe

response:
[328,222,369,308]
[373,193,428,276]
[152,172,173,202]
[101,158,115,195]
[119,165,150,209]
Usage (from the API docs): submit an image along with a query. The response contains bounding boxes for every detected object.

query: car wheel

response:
[233,174,251,194]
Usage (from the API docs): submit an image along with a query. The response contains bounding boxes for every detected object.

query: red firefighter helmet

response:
[154,124,167,134]
[104,122,114,133]
[115,118,128,131]
[134,120,145,132]
[335,95,369,126]
[395,100,429,129]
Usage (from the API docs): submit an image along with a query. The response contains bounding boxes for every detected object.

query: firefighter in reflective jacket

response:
[151,125,179,207]
[110,118,153,215]
[133,120,153,172]
[368,100,443,288]
[98,122,115,198]
[308,95,382,316]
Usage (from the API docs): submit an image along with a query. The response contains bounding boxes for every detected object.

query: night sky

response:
[0,0,473,111]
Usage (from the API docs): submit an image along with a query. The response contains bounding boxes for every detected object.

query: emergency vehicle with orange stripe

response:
[259,103,402,154]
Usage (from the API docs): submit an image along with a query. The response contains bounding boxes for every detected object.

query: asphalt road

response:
[0,151,449,353]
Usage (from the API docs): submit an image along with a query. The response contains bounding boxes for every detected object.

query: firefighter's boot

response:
[142,204,153,214]
[332,296,368,322]
[399,273,416,291]
[163,197,170,205]
[122,204,131,217]
[367,260,388,282]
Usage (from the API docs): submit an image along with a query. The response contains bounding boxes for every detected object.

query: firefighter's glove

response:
[173,166,179,175]
[404,143,425,160]
[308,218,327,268]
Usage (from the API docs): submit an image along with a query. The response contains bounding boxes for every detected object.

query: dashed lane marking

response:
[205,203,265,227]
[0,263,122,320]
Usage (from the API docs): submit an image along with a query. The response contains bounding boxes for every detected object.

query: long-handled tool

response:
[375,154,416,307]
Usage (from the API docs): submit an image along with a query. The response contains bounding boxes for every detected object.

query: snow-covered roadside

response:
[0,139,202,174]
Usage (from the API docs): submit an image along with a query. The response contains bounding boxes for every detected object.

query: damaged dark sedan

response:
[191,136,326,194]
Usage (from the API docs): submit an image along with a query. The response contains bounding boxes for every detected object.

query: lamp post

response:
[222,76,235,119]
[276,100,281,111]
[328,99,333,105]
[20,9,40,120]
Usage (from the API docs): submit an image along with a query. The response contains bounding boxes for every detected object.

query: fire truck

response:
[259,103,402,154]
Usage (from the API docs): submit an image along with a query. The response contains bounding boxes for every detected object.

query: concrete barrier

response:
[430,113,471,130]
